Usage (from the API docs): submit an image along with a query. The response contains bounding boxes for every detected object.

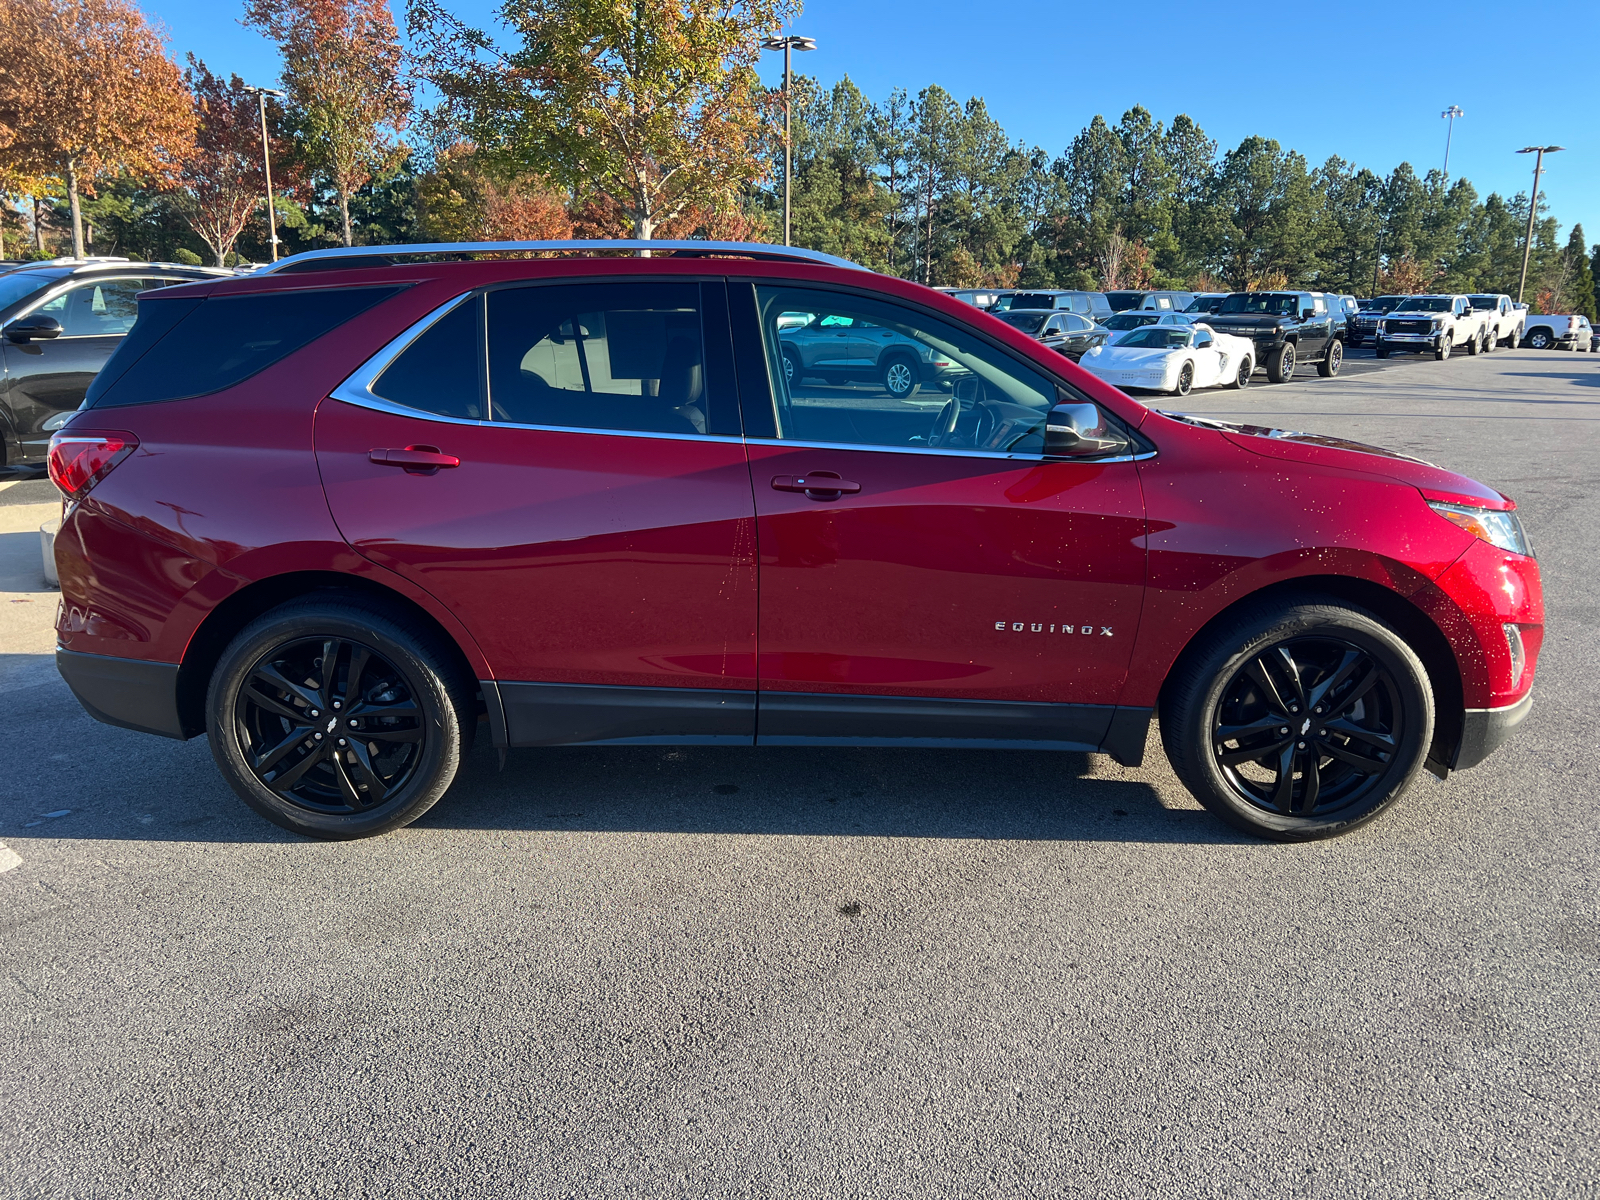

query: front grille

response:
[1388,320,1433,335]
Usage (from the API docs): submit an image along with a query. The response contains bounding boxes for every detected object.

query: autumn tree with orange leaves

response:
[409,0,794,242]
[0,0,194,257]
[245,0,412,247]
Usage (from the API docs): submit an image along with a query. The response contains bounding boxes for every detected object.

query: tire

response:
[1317,338,1343,377]
[781,346,802,388]
[1229,357,1253,389]
[1435,334,1452,361]
[880,355,920,399]
[1481,328,1494,353]
[1467,329,1480,355]
[1504,327,1519,349]
[1525,327,1552,350]
[1347,335,1362,348]
[1375,341,1390,359]
[206,595,475,839]
[1174,361,1194,396]
[1159,596,1434,841]
[1266,342,1295,383]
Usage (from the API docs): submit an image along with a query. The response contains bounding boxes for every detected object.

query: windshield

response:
[1184,295,1222,313]
[1105,291,1144,312]
[1468,296,1499,310]
[1218,293,1297,316]
[0,271,54,313]
[1393,297,1452,312]
[996,311,1049,334]
[1104,313,1159,331]
[1007,293,1061,310]
[1114,327,1190,349]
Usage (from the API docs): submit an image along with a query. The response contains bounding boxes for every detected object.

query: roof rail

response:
[256,239,868,275]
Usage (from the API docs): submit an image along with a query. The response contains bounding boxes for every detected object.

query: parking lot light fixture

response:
[760,34,817,247]
[242,85,287,262]
[1440,106,1463,178]
[1515,146,1564,305]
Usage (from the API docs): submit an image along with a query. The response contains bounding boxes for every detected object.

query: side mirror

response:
[5,315,63,343]
[1299,306,1316,320]
[1043,401,1129,459]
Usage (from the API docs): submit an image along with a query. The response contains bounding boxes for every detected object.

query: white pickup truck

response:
[1375,294,1492,360]
[1521,311,1594,351]
[1466,294,1526,349]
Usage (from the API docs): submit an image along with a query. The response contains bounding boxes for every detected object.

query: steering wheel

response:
[927,399,960,447]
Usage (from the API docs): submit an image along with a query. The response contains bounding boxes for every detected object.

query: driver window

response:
[754,285,1059,454]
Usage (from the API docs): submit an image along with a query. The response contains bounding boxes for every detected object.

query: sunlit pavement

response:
[3,349,1597,1198]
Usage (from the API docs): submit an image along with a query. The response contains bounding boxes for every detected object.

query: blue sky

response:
[148,0,1598,254]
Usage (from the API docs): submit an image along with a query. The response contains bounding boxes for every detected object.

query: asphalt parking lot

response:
[3,347,1597,1198]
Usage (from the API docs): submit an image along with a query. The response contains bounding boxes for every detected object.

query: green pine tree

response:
[1566,224,1597,321]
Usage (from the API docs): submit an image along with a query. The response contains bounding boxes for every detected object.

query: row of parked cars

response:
[937,283,1597,397]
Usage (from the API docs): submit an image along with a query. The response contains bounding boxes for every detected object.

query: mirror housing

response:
[5,315,63,343]
[1298,305,1316,320]
[1043,401,1130,459]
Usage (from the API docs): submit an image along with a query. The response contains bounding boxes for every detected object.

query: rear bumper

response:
[57,648,188,740]
[1452,692,1533,770]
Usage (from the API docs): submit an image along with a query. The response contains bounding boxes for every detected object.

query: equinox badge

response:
[995,621,1113,636]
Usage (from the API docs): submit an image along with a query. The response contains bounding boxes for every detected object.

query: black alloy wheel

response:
[1267,342,1295,383]
[207,597,473,838]
[1231,358,1253,389]
[1174,362,1194,396]
[1318,338,1343,377]
[1160,597,1432,840]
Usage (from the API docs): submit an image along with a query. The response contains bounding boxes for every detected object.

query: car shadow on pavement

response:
[1498,370,1600,389]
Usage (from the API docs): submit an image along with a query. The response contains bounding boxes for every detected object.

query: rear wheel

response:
[1525,328,1552,350]
[1266,342,1296,383]
[1504,327,1519,349]
[206,596,474,839]
[1230,357,1253,389]
[1317,338,1343,377]
[1160,597,1433,841]
[1174,361,1194,396]
[781,346,802,388]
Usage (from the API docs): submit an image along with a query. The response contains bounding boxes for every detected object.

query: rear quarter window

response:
[86,285,402,409]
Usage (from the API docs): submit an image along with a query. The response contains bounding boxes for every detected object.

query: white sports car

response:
[1076,322,1256,395]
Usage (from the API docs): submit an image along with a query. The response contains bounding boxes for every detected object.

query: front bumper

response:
[57,648,188,740]
[1080,364,1174,391]
[1453,692,1533,770]
[1379,331,1442,349]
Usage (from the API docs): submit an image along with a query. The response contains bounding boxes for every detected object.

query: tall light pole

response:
[1440,105,1463,178]
[242,85,286,262]
[760,34,816,247]
[1515,145,1564,305]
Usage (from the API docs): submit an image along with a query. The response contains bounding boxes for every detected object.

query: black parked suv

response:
[0,258,228,465]
[991,290,1113,320]
[1348,296,1406,348]
[1204,291,1342,383]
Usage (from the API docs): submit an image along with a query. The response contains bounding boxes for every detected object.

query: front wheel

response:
[1481,329,1495,353]
[1317,338,1343,377]
[1266,342,1295,383]
[1467,329,1482,355]
[1375,340,1390,359]
[881,356,920,399]
[1435,335,1452,361]
[1230,357,1253,389]
[206,596,474,839]
[1160,597,1434,841]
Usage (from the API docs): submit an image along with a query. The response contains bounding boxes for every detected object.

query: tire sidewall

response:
[206,602,464,839]
[1166,602,1434,840]
[881,354,918,398]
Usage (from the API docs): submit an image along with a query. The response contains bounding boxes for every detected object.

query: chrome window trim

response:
[333,287,1156,463]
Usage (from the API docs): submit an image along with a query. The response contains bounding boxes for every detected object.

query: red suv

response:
[49,240,1542,842]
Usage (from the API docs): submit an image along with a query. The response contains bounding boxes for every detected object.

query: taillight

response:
[48,432,138,500]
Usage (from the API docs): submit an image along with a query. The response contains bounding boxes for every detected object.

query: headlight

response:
[1427,500,1534,557]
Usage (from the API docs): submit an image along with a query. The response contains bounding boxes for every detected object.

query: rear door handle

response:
[772,472,861,500]
[369,445,460,474]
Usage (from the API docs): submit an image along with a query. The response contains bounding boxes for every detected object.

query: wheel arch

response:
[173,570,485,740]
[1153,574,1464,776]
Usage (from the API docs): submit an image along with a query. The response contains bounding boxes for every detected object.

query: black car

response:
[1348,295,1406,348]
[991,309,1111,361]
[1203,291,1342,382]
[0,259,227,465]
[1105,289,1196,314]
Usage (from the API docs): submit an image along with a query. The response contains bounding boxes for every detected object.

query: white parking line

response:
[0,841,20,874]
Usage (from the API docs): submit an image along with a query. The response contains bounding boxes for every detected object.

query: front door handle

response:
[369,445,460,475]
[772,472,861,500]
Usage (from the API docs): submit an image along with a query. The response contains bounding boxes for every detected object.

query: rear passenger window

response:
[371,297,483,420]
[87,285,400,408]
[487,283,716,436]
